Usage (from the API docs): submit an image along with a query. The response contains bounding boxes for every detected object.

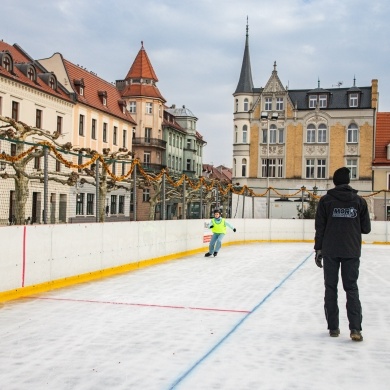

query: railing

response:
[132,137,166,149]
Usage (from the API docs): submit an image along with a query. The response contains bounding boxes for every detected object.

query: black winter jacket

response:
[314,184,371,258]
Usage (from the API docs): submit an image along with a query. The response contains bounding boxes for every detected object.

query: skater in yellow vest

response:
[205,209,236,257]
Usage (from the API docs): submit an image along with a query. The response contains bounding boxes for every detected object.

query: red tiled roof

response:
[373,112,390,165]
[63,59,136,124]
[125,43,158,81]
[0,41,71,102]
[120,83,166,102]
[202,164,232,182]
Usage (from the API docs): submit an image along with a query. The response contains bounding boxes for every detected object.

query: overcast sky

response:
[2,0,390,167]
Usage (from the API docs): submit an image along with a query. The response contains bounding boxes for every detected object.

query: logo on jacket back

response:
[332,207,357,218]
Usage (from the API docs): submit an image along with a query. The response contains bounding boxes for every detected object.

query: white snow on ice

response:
[0,242,389,390]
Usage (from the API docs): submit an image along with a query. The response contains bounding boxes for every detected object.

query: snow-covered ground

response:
[0,242,389,390]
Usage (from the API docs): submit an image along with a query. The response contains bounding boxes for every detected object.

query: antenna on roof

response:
[332,81,343,88]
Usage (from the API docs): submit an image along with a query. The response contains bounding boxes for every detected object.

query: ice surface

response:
[0,243,389,390]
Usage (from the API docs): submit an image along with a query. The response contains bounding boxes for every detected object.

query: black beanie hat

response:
[333,167,350,186]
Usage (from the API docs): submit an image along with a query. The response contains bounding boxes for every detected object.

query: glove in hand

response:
[315,250,323,268]
[233,228,236,232]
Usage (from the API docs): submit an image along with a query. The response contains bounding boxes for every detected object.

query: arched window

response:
[235,125,238,143]
[242,158,247,177]
[235,99,238,112]
[347,123,358,143]
[306,124,316,143]
[318,124,327,143]
[233,158,236,176]
[242,125,248,143]
[244,98,249,111]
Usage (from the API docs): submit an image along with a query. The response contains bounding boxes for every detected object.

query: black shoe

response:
[213,252,218,257]
[350,329,363,342]
[205,252,212,257]
[329,329,340,337]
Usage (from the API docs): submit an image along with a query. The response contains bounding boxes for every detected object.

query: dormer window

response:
[98,91,107,106]
[74,79,85,96]
[0,52,13,72]
[15,63,37,82]
[118,100,126,114]
[349,93,359,107]
[38,72,58,90]
[309,94,328,108]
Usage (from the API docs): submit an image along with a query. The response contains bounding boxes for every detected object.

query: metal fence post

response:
[182,178,186,219]
[43,146,48,224]
[162,171,166,220]
[95,160,99,222]
[133,163,137,222]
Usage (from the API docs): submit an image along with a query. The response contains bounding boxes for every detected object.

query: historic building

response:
[233,24,377,206]
[0,41,74,224]
[39,52,137,222]
[372,112,390,220]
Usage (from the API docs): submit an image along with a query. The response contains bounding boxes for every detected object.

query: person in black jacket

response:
[314,167,371,341]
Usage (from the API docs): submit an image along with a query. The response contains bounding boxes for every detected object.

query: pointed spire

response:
[235,19,254,94]
[353,75,356,87]
[125,42,158,81]
[318,78,320,88]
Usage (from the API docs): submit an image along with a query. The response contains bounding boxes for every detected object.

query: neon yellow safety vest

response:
[211,218,226,234]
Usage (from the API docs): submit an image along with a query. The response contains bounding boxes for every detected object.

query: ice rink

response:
[1,242,389,390]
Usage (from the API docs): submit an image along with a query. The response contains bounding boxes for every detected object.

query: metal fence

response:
[1,137,389,226]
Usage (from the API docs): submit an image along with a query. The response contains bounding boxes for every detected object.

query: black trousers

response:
[323,256,362,331]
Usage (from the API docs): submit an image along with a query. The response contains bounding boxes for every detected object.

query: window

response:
[347,123,358,143]
[319,95,327,108]
[103,122,107,142]
[187,139,191,149]
[276,97,284,111]
[142,189,150,202]
[144,152,151,167]
[12,101,19,121]
[110,195,117,215]
[123,130,127,147]
[242,125,247,143]
[129,101,136,113]
[235,99,238,112]
[36,109,42,129]
[269,125,277,144]
[102,96,107,106]
[306,158,326,179]
[318,124,327,143]
[265,97,272,111]
[27,67,35,81]
[113,126,117,145]
[76,193,84,215]
[87,194,94,215]
[244,98,249,111]
[57,116,63,135]
[306,124,316,143]
[91,119,96,139]
[146,102,152,114]
[242,158,247,176]
[56,160,61,172]
[2,54,12,71]
[278,128,284,144]
[79,114,84,136]
[261,158,283,178]
[11,143,16,156]
[80,86,84,96]
[306,159,315,178]
[262,129,267,143]
[235,126,238,143]
[349,93,359,107]
[34,155,41,170]
[309,95,317,108]
[317,159,326,178]
[145,127,151,143]
[186,159,191,171]
[119,196,125,214]
[346,159,357,179]
[49,76,56,90]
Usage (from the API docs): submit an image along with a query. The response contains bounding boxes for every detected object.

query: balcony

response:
[140,163,166,173]
[132,137,166,149]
